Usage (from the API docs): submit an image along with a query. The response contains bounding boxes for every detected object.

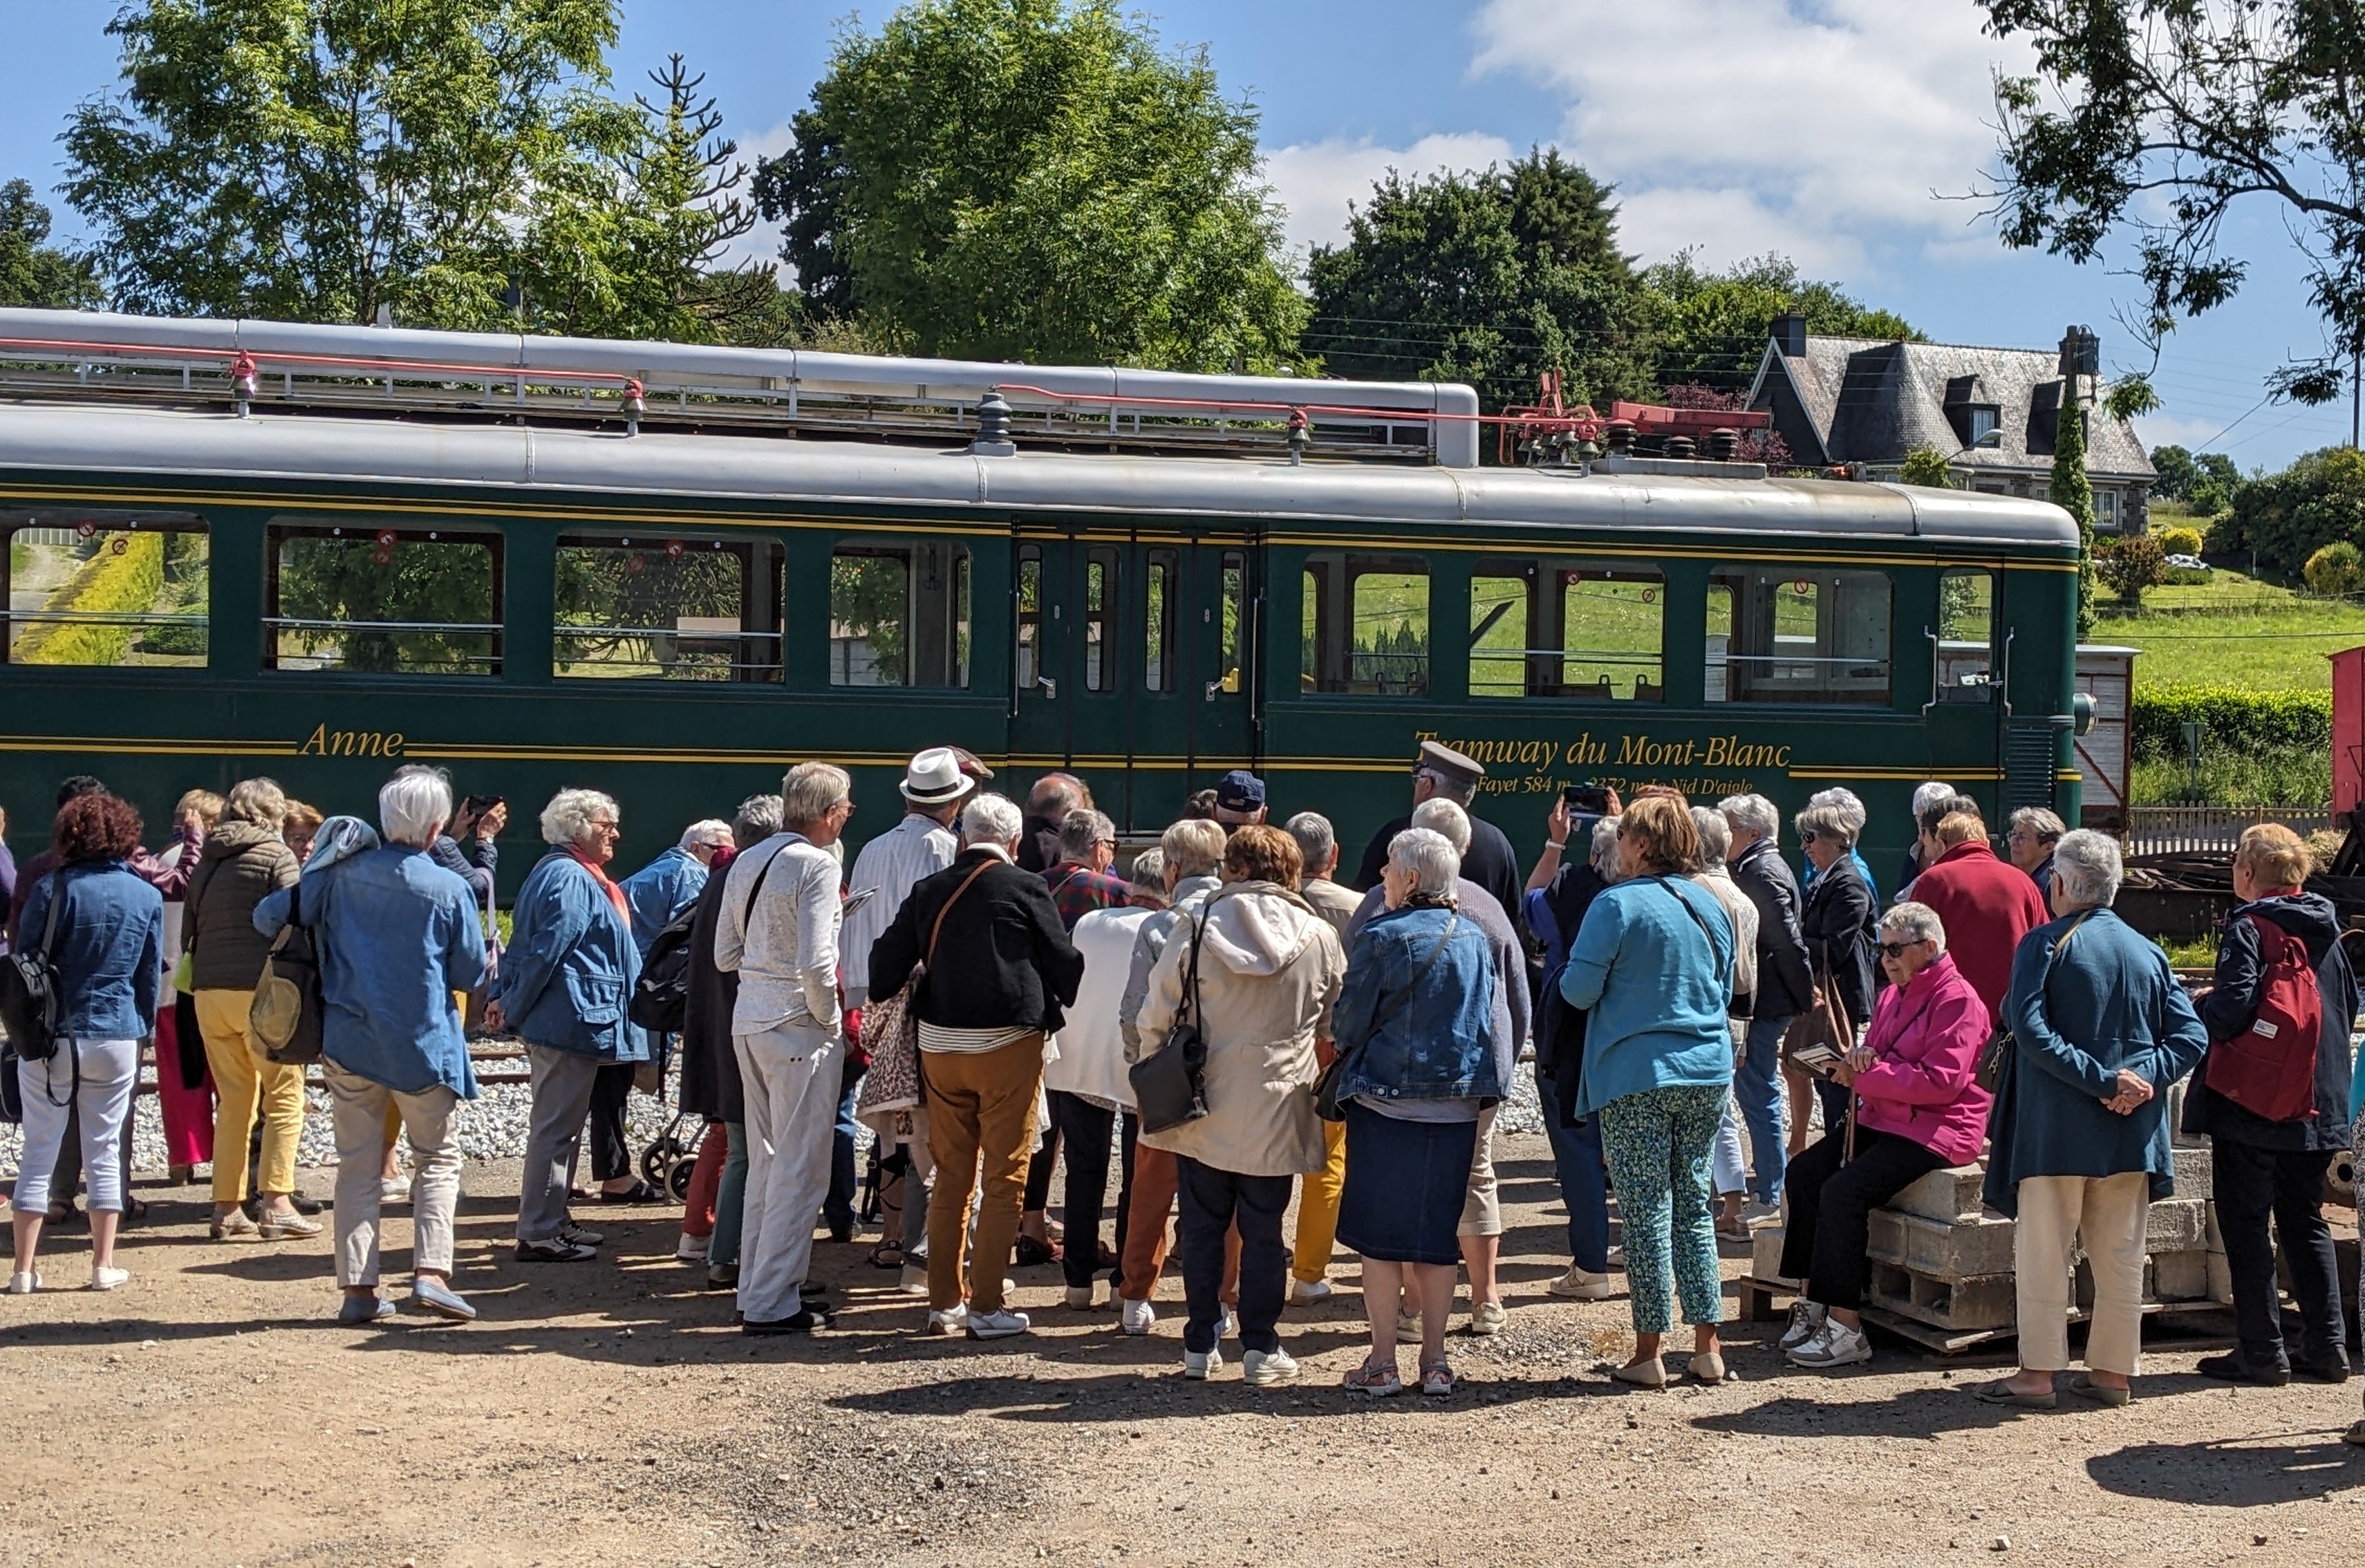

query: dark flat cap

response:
[945,745,995,781]
[1416,739,1486,785]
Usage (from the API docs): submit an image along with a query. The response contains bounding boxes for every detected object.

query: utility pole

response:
[2353,348,2359,449]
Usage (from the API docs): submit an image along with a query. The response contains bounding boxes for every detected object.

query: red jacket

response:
[1907,839,2047,1030]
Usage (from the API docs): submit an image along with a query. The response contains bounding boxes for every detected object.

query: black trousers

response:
[1047,1090,1137,1289]
[2213,1137,2346,1372]
[1176,1156,1289,1355]
[1777,1125,1947,1311]
[588,1062,636,1184]
[1024,1124,1060,1213]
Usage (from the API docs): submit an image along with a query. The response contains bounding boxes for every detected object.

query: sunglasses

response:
[1878,940,1925,958]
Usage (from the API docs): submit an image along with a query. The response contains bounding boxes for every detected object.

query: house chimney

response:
[1773,311,1807,358]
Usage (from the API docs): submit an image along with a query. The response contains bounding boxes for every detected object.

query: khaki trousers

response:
[195,987,306,1204]
[323,1063,460,1288]
[2013,1170,2151,1376]
[922,1036,1045,1314]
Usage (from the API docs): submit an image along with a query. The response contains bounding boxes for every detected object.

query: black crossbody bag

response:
[1132,904,1214,1135]
[0,871,69,1065]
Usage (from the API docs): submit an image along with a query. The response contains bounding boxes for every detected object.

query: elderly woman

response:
[1779,901,1993,1368]
[488,788,646,1264]
[1561,796,1735,1387]
[1792,798,1878,1149]
[1136,826,1344,1388]
[183,776,314,1242]
[1331,827,1498,1397]
[2006,807,2066,904]
[1976,830,2208,1408]
[8,792,162,1294]
[254,774,487,1323]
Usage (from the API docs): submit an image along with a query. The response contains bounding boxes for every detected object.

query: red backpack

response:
[2204,913,2323,1122]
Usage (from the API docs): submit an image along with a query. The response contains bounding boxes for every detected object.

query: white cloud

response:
[1262,131,1517,260]
[1470,0,2035,270]
[716,118,796,273]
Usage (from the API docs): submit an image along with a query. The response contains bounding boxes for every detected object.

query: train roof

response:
[0,399,2079,550]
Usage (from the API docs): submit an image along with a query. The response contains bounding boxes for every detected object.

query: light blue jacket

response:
[1560,875,1735,1119]
[17,862,162,1040]
[619,846,709,959]
[1333,904,1500,1103]
[255,846,487,1098]
[492,852,646,1061]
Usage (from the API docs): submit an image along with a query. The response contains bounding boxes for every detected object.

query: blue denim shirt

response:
[619,846,709,958]
[254,846,487,1098]
[492,852,646,1061]
[1333,904,1500,1103]
[17,861,162,1040]
[1560,875,1735,1120]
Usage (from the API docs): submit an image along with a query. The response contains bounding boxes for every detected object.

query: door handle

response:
[1038,675,1058,699]
[1204,679,1224,702]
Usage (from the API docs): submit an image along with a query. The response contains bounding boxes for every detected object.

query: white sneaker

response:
[924,1305,969,1336]
[1119,1298,1156,1335]
[1065,1285,1096,1309]
[1788,1320,1871,1368]
[1547,1266,1618,1300]
[89,1267,129,1292]
[1779,1300,1829,1350]
[674,1233,708,1263]
[1469,1300,1508,1336]
[1242,1347,1301,1387]
[1395,1310,1423,1344]
[1289,1277,1334,1305]
[966,1307,1031,1340]
[6,1272,41,1295]
[380,1175,411,1205]
[899,1262,929,1296]
[1741,1200,1783,1225]
[1184,1344,1224,1379]
[1217,1307,1239,1341]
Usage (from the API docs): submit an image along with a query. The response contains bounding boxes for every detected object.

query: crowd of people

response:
[0,745,2357,1437]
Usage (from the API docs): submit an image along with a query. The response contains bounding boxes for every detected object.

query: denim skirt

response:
[1336,1099,1480,1265]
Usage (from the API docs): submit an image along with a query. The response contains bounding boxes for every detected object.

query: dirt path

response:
[1,1135,2359,1567]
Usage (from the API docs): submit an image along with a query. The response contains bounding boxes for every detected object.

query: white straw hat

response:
[901,747,976,805]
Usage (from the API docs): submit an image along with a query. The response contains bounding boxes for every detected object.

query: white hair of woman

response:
[679,819,733,850]
[1590,814,1625,884]
[1880,899,1947,953]
[1793,801,1861,848]
[1807,787,1868,837]
[734,794,784,843]
[539,787,618,847]
[379,770,452,849]
[961,791,1025,848]
[1911,781,1956,819]
[780,762,851,828]
[1690,805,1731,869]
[1408,796,1473,855]
[1387,825,1461,897]
[2050,829,2123,911]
[1717,792,1779,844]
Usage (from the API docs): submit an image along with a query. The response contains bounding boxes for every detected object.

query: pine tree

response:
[2050,389,2097,637]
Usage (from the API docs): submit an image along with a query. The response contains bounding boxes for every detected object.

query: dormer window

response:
[1967,405,2000,447]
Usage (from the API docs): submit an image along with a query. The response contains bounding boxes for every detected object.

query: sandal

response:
[1971,1378,2057,1409]
[868,1239,906,1270]
[1342,1360,1403,1397]
[1419,1361,1455,1397]
[2346,1420,2365,1448]
[597,1181,665,1205]
[1013,1235,1061,1267]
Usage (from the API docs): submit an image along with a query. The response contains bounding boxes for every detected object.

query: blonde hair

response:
[222,776,289,828]
[176,787,225,829]
[1933,811,1984,849]
[2234,823,2311,891]
[1159,817,1227,879]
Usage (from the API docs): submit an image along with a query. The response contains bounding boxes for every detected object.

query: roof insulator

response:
[1604,419,1636,457]
[1287,408,1309,466]
[972,391,1016,456]
[1665,434,1697,460]
[1708,427,1741,461]
[230,351,259,419]
[622,377,646,437]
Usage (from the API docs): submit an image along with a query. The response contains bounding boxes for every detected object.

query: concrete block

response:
[2171,1145,2212,1200]
[1868,1260,2017,1332]
[1887,1164,1987,1223]
[2144,1198,2208,1254]
[2206,1251,2234,1304]
[2151,1247,2209,1302]
[1751,1225,1796,1287]
[1867,1208,2017,1280]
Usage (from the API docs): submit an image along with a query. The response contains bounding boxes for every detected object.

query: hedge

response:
[2129,683,2332,763]
[13,532,164,666]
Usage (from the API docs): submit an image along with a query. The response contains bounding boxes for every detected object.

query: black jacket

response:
[2186,891,2357,1152]
[1730,837,1815,1020]
[868,849,1085,1035]
[677,864,744,1124]
[1798,855,1877,1027]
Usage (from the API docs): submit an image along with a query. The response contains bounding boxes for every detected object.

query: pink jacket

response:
[1850,951,1992,1166]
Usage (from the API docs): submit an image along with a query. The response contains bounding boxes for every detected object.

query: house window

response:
[1301,552,1428,696]
[2,507,208,667]
[2095,489,2121,531]
[1967,406,2000,447]
[1470,560,1664,700]
[1705,566,1891,706]
[268,519,500,676]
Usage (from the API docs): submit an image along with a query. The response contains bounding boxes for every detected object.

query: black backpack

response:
[629,900,700,1033]
[0,872,68,1065]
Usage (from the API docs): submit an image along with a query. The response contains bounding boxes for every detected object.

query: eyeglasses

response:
[1798,830,1818,843]
[1878,940,1925,958]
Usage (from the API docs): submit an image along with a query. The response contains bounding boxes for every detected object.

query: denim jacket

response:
[1332,903,1499,1103]
[492,852,646,1061]
[16,861,162,1040]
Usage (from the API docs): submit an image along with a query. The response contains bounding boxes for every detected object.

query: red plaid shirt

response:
[1043,861,1130,930]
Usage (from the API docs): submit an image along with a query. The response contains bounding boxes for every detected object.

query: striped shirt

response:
[841,810,957,1005]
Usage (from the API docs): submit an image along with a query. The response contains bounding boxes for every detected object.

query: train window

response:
[1083,546,1118,691]
[1705,566,1892,706]
[1300,550,1427,696]
[1144,549,1176,692]
[267,519,499,676]
[1470,560,1664,700]
[1016,545,1042,691]
[2,507,208,668]
[1218,550,1245,693]
[1935,568,1998,700]
[830,541,970,688]
[553,534,782,682]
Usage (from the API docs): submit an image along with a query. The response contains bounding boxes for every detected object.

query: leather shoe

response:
[2293,1356,2350,1385]
[744,1306,831,1335]
[2196,1352,2289,1387]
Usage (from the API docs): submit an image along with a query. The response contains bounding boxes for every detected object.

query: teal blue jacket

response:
[1560,875,1735,1120]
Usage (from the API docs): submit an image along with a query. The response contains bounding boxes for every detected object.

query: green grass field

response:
[2091,568,2365,690]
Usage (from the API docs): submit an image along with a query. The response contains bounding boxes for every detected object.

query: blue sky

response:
[0,0,2347,469]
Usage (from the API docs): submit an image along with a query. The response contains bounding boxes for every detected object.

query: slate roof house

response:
[1746,314,2156,533]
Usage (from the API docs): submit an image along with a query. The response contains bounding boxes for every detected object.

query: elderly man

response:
[2007,807,2067,904]
[1042,808,1128,930]
[1281,810,1359,1301]
[1719,792,1815,1211]
[869,792,1084,1340]
[619,820,733,956]
[1213,769,1267,832]
[1018,771,1091,875]
[714,763,854,1336]
[1910,803,2048,1032]
[1348,741,1522,928]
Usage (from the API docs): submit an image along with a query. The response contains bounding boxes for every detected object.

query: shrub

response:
[2129,683,2332,763]
[2157,524,2203,558]
[1897,447,1954,488]
[12,533,164,665]
[2163,564,2213,586]
[2100,531,2168,605]
[2305,539,2365,596]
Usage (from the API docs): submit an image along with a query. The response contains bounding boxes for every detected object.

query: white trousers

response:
[12,1038,138,1215]
[2013,1170,2151,1375]
[734,1023,844,1322]
[324,1063,462,1289]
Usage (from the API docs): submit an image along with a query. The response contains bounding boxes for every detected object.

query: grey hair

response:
[679,818,733,850]
[1911,781,1956,817]
[960,792,1025,849]
[1058,808,1116,861]
[2051,828,2122,911]
[539,787,617,848]
[733,794,783,845]
[1793,802,1860,848]
[1690,805,1730,868]
[1387,825,1461,896]
[1881,899,1947,953]
[780,762,852,827]
[1589,814,1625,883]
[381,770,454,848]
[1160,817,1227,879]
[1408,796,1472,855]
[223,776,289,829]
[1283,811,1336,873]
[1128,847,1168,900]
[1717,792,1779,843]
[1806,787,1868,837]
[2010,806,2067,844]
[1416,765,1477,805]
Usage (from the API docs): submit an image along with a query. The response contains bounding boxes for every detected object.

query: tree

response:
[2052,389,2098,637]
[1979,1,2365,405]
[0,180,102,310]
[1642,251,1918,394]
[2149,444,2199,501]
[2305,540,2365,597]
[1898,447,1956,489]
[2100,530,2168,606]
[752,0,1302,371]
[2219,446,2365,577]
[1305,149,1653,425]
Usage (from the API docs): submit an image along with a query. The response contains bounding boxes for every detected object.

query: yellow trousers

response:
[196,988,308,1204]
[1292,1116,1347,1283]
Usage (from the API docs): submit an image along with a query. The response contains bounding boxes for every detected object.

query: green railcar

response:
[0,310,2079,892]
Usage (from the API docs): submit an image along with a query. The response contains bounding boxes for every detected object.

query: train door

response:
[1181,539,1255,775]
[1925,565,2028,815]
